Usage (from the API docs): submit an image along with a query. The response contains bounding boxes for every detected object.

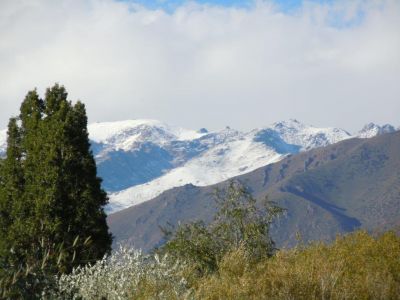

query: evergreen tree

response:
[0,84,112,296]
[0,118,25,259]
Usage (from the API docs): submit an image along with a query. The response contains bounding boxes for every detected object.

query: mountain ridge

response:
[0,120,397,212]
[99,118,354,212]
[107,131,400,251]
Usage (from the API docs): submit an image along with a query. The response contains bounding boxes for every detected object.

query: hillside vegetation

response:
[56,183,400,299]
[52,230,400,299]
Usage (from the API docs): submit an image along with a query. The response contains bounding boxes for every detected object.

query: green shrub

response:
[157,181,285,276]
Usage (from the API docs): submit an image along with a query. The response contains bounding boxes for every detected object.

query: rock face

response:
[107,131,400,251]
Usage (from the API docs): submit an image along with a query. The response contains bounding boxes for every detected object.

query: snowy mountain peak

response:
[357,123,396,139]
[259,119,351,151]
[272,118,303,129]
[89,119,164,142]
[106,119,355,212]
[88,119,206,151]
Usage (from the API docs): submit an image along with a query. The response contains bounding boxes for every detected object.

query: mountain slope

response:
[107,131,400,251]
[105,119,352,212]
[88,120,208,193]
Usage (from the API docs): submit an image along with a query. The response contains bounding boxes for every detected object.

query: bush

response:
[157,181,285,276]
[53,246,191,300]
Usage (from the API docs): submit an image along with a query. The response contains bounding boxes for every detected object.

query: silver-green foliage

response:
[54,246,190,300]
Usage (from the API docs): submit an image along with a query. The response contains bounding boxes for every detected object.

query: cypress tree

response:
[0,118,25,259]
[0,84,112,293]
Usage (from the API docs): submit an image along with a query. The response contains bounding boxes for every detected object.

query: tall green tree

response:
[0,118,25,258]
[0,84,112,296]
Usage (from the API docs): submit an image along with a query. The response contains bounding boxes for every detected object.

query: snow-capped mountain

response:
[0,120,397,213]
[89,119,205,151]
[88,120,210,192]
[109,128,284,211]
[357,123,396,138]
[102,119,353,213]
[257,119,351,151]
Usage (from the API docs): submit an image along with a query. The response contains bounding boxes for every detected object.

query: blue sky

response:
[119,0,361,28]
[120,0,334,12]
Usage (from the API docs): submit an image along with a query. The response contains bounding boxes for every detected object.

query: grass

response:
[194,230,400,300]
[54,230,400,299]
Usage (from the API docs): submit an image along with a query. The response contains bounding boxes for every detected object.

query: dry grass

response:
[50,230,400,299]
[195,230,400,300]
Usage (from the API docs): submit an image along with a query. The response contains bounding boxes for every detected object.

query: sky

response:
[0,0,399,133]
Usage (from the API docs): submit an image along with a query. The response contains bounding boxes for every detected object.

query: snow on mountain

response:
[0,129,7,157]
[269,119,351,150]
[89,119,205,151]
[106,119,353,213]
[0,119,396,213]
[357,123,396,139]
[109,130,283,211]
[88,120,211,192]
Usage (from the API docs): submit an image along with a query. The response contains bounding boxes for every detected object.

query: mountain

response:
[88,120,207,193]
[100,119,352,212]
[0,120,396,213]
[107,131,400,251]
[357,123,396,138]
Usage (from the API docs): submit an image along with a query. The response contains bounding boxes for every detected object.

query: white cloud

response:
[0,0,399,132]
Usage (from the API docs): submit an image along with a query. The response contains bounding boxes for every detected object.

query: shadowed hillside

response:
[108,131,400,251]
